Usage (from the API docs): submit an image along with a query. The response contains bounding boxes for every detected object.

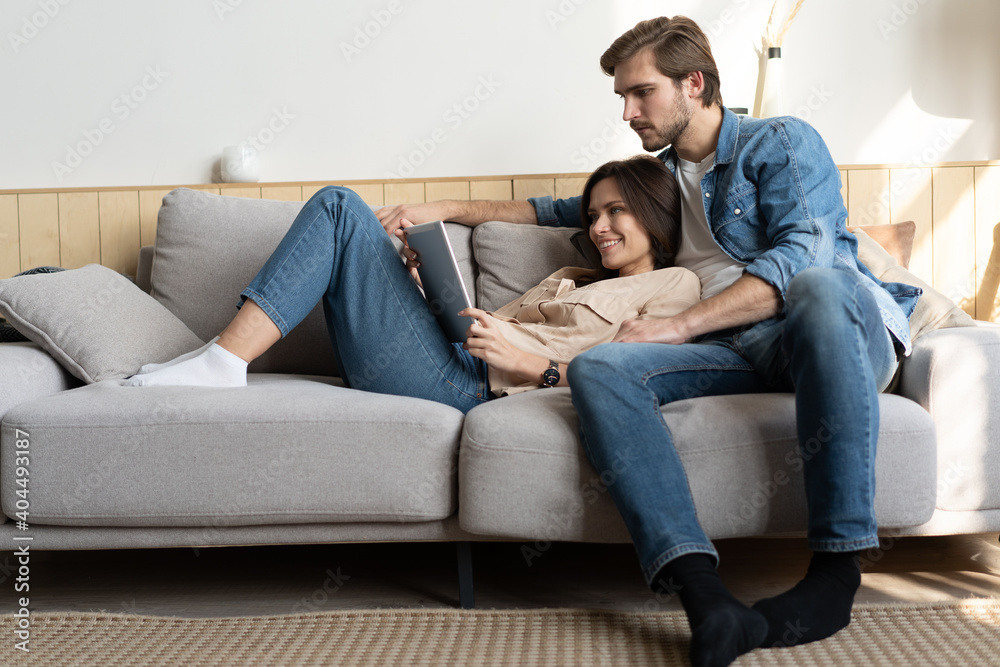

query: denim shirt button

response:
[704,192,711,198]
[734,208,741,214]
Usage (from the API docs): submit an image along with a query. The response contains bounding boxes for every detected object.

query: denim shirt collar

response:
[659,106,739,169]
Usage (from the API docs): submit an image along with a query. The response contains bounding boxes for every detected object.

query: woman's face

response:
[587,177,655,277]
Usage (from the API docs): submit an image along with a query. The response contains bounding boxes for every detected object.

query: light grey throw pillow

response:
[0,264,205,383]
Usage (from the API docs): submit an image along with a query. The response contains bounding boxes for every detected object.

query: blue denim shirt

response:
[530,108,921,354]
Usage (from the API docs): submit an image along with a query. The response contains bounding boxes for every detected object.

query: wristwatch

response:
[541,360,560,387]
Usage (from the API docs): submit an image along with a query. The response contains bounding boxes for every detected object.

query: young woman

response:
[125,156,700,410]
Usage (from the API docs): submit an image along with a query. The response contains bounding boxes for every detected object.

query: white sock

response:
[123,343,248,388]
[136,336,221,375]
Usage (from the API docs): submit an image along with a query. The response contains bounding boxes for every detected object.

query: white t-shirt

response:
[674,153,747,299]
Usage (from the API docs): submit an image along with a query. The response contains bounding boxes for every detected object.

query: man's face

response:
[614,49,692,153]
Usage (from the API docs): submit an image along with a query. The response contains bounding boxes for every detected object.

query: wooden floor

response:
[2,533,998,618]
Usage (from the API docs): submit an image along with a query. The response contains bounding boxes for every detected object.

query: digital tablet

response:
[403,221,476,343]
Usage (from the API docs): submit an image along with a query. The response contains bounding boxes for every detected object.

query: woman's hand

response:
[393,220,422,287]
[462,308,566,386]
[461,308,535,376]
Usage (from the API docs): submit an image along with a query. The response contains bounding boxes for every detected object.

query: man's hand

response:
[377,199,539,237]
[613,317,692,344]
[377,202,453,237]
[613,274,782,345]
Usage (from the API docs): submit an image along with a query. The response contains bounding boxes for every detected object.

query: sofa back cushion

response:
[150,188,477,376]
[152,188,339,375]
[472,222,594,311]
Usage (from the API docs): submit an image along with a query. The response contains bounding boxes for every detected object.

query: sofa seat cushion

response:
[1,375,463,527]
[459,390,938,542]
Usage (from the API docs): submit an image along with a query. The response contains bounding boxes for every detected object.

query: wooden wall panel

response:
[425,181,470,201]
[58,192,101,269]
[889,168,933,281]
[18,194,61,271]
[555,177,587,201]
[301,184,334,200]
[470,180,512,200]
[261,186,302,201]
[138,189,170,248]
[384,182,425,206]
[98,191,141,276]
[848,169,891,227]
[0,195,20,279]
[3,163,997,321]
[513,178,554,201]
[224,187,261,199]
[932,167,977,316]
[975,166,1000,321]
[352,184,384,207]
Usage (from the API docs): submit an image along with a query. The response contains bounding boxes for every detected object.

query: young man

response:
[378,16,920,667]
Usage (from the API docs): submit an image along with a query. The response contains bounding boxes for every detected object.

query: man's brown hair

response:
[600,16,723,108]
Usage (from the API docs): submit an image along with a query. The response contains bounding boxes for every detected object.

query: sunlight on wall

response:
[856,89,973,167]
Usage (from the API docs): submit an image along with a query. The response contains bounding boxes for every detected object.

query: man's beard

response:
[634,88,692,152]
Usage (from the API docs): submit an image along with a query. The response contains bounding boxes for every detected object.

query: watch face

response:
[543,367,560,386]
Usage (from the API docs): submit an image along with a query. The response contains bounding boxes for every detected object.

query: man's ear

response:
[683,71,705,99]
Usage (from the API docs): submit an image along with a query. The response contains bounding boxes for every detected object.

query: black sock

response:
[654,553,768,667]
[751,550,861,648]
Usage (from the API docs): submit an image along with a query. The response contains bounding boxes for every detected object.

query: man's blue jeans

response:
[567,268,900,588]
[240,186,490,413]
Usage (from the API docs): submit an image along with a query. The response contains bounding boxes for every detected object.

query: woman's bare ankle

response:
[218,301,282,363]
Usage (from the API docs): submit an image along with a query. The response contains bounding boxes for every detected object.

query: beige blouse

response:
[486,266,702,396]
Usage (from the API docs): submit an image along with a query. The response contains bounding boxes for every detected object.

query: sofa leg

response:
[456,541,475,609]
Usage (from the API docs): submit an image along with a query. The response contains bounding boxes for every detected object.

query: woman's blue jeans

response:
[567,267,900,588]
[240,186,489,413]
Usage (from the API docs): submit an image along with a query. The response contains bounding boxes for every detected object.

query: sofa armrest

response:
[0,342,80,419]
[898,323,1000,512]
[0,342,79,523]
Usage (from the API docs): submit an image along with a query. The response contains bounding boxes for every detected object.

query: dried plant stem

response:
[764,0,780,47]
[764,0,806,48]
[777,0,806,47]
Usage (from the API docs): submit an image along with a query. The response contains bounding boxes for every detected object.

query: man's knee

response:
[785,268,857,322]
[787,267,848,300]
[567,344,620,389]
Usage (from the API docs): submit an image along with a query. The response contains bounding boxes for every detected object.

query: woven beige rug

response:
[2,600,999,666]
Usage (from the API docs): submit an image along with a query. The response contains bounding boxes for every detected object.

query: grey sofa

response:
[2,188,998,601]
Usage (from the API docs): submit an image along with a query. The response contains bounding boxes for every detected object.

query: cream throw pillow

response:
[853,228,975,341]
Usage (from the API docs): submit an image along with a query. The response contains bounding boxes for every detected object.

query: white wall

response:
[1,0,996,190]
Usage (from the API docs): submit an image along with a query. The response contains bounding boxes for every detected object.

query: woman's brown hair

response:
[578,155,680,273]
